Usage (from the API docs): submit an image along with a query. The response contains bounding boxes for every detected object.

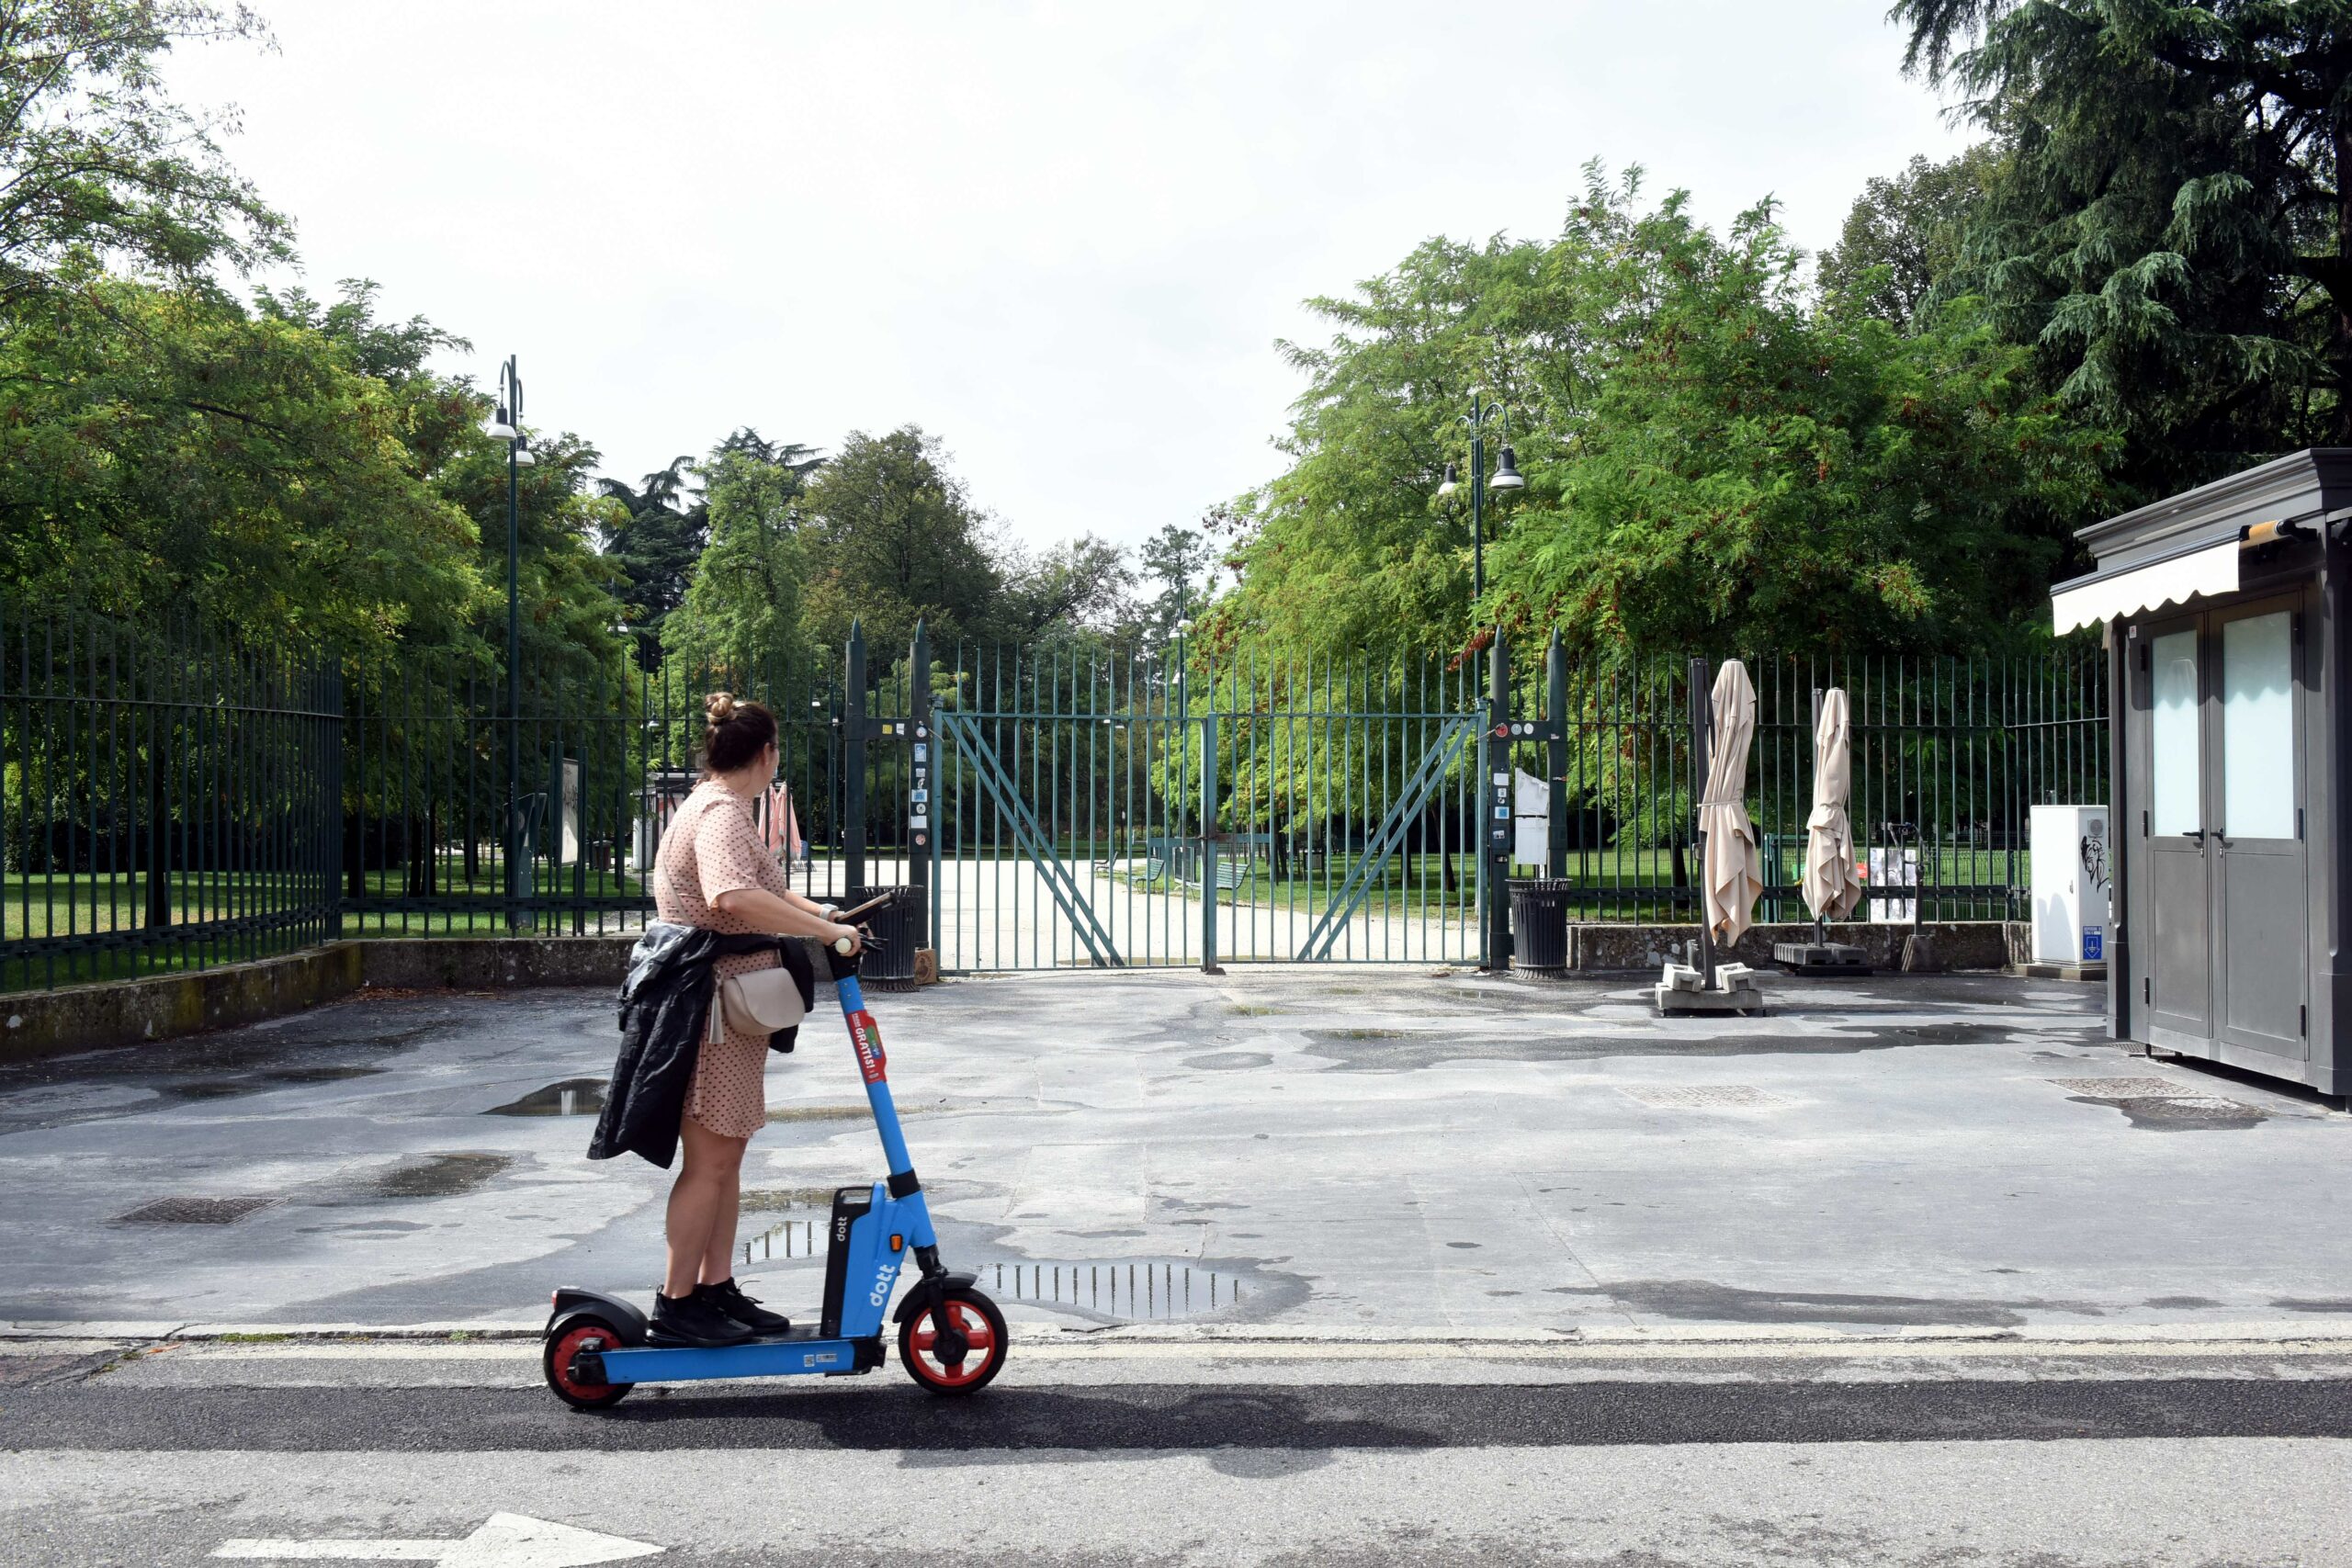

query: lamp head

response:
[1436,462,1458,497]
[1489,446,1525,492]
[483,402,518,442]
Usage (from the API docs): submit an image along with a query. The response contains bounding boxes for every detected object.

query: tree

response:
[993,533,1136,644]
[0,272,485,659]
[798,424,1001,657]
[661,432,821,677]
[1136,521,1214,642]
[1892,0,2352,493]
[1819,147,1997,331]
[1218,165,2113,665]
[599,457,705,665]
[1485,193,2109,655]
[0,0,288,307]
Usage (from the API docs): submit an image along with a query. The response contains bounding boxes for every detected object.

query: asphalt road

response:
[13,1373,2352,1452]
[7,1337,2352,1566]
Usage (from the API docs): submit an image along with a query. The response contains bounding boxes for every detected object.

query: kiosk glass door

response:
[2138,602,2308,1061]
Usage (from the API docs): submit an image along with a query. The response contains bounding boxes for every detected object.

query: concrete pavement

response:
[3,967,2348,1335]
[8,965,2352,1563]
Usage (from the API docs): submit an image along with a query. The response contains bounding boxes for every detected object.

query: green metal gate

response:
[924,632,1487,970]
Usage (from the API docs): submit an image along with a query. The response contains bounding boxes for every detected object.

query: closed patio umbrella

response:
[1698,659,1763,945]
[1802,688,1862,922]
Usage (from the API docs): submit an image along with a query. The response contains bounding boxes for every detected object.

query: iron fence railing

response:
[0,603,2111,990]
[1500,642,2110,925]
[0,601,343,992]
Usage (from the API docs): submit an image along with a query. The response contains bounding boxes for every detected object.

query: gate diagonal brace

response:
[933,709,1124,967]
[1295,716,1476,962]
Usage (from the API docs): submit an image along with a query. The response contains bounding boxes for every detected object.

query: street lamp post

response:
[1436,391,1523,608]
[1438,391,1524,971]
[483,356,534,927]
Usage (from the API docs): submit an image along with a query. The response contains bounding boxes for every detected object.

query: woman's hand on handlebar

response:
[827,922,864,956]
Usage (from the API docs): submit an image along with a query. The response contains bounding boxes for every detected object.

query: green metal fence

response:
[0,605,2110,990]
[1498,639,2110,928]
[1,601,343,991]
[338,645,857,938]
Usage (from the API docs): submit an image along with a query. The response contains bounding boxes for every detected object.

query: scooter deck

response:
[599,1327,881,1382]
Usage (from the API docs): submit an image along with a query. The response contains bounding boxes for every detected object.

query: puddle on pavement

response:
[160,1066,385,1101]
[1184,1052,1273,1071]
[304,1152,514,1205]
[984,1259,1247,1320]
[733,1213,1271,1324]
[740,1217,824,1269]
[742,1186,846,1212]
[482,1078,606,1117]
[0,1024,431,1134]
[2072,1094,2267,1131]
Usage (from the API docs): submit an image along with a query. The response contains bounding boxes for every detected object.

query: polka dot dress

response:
[653,780,796,1140]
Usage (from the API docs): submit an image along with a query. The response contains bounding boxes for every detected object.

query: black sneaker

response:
[698,1278,792,1337]
[649,1290,755,1348]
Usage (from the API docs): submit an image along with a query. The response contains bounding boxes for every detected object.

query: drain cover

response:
[1620,1085,1786,1109]
[111,1196,277,1225]
[2047,1077,2191,1099]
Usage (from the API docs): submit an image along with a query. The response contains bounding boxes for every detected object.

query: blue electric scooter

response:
[542,898,1007,1408]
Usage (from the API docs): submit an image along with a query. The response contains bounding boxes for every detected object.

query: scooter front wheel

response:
[898,1287,1008,1394]
[545,1318,634,1411]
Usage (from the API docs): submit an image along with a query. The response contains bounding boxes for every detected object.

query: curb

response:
[11,1317,2352,1350]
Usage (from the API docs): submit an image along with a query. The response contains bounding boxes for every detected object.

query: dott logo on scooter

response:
[849,1010,888,1083]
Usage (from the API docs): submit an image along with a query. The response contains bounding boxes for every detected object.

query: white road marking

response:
[210,1511,660,1565]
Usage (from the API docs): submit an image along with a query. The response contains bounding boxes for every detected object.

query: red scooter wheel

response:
[545,1319,634,1411]
[898,1288,1008,1394]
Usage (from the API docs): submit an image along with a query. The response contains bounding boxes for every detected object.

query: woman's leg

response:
[662,1115,747,1300]
[699,1160,741,1288]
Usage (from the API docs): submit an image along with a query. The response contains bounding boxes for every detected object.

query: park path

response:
[834,853,1482,969]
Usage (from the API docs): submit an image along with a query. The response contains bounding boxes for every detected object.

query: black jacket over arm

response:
[588,922,816,1169]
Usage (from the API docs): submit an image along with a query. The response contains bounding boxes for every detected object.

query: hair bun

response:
[705,691,739,724]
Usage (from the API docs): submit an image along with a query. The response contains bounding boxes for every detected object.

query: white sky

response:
[166,1,1973,556]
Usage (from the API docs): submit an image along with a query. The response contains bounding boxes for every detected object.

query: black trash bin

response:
[1509,879,1573,977]
[846,884,926,991]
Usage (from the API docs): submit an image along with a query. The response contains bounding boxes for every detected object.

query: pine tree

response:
[1894,0,2352,493]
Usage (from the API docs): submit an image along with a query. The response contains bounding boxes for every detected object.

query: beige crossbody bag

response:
[707,965,807,1044]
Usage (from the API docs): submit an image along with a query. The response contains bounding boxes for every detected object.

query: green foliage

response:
[1819,148,1997,333]
[662,432,820,676]
[599,456,706,664]
[0,0,289,304]
[1220,166,2113,668]
[1892,0,2352,492]
[0,273,485,660]
[800,425,1002,658]
[1487,178,2110,655]
[1136,521,1214,642]
[993,534,1136,646]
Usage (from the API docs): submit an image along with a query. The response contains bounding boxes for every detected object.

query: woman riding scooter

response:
[589,694,863,1348]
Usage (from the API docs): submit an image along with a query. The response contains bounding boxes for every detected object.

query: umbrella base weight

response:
[1771,942,1871,977]
[1652,961,1767,1016]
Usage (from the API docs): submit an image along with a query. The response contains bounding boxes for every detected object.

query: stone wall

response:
[1562,921,2018,974]
[0,944,366,1066]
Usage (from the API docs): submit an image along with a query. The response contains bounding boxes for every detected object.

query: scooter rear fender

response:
[548,1286,649,1345]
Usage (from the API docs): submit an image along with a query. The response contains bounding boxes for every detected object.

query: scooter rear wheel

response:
[545,1318,634,1411]
[898,1287,1008,1394]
